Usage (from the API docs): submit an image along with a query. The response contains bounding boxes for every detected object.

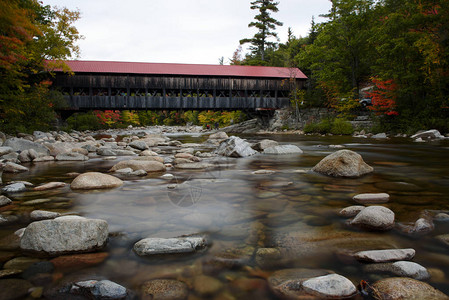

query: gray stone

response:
[74,280,128,299]
[354,248,415,263]
[32,155,55,162]
[28,149,39,160]
[353,193,390,204]
[3,137,49,155]
[302,274,357,299]
[208,132,229,140]
[114,168,133,174]
[350,206,395,231]
[0,196,12,207]
[372,133,388,139]
[215,136,257,157]
[33,182,66,191]
[312,150,373,177]
[97,147,117,156]
[2,183,26,193]
[411,129,444,140]
[175,162,213,169]
[30,210,61,221]
[263,144,303,155]
[3,162,28,173]
[371,277,449,300]
[131,169,147,176]
[133,236,207,256]
[435,213,449,221]
[115,149,138,156]
[55,153,88,161]
[18,150,31,163]
[129,140,148,150]
[252,139,279,151]
[20,216,108,255]
[71,172,123,190]
[339,206,365,218]
[1,152,19,163]
[0,146,13,156]
[0,215,19,225]
[391,261,430,280]
[109,160,166,173]
[82,144,98,152]
[139,150,158,156]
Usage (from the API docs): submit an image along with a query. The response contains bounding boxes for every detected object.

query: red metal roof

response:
[57,60,307,79]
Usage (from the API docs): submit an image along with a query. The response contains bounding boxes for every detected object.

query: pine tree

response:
[240,0,283,61]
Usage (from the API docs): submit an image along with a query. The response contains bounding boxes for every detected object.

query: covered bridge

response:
[52,60,307,110]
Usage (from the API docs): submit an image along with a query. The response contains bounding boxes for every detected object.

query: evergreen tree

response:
[240,0,283,61]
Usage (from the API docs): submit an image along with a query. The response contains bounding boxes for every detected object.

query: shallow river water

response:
[2,133,449,299]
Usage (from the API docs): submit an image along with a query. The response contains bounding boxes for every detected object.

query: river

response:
[1,133,449,299]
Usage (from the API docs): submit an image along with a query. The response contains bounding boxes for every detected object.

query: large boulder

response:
[350,206,395,231]
[3,137,49,155]
[109,160,166,173]
[20,216,108,256]
[370,277,449,299]
[302,274,357,299]
[263,145,303,155]
[312,150,373,177]
[215,136,257,157]
[128,140,148,150]
[71,172,123,190]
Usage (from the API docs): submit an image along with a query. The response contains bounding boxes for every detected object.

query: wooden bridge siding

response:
[54,74,295,91]
[65,95,290,110]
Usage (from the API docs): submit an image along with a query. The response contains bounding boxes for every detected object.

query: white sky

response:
[42,0,332,65]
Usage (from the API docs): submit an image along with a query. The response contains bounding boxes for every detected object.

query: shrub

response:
[330,118,354,135]
[66,111,102,131]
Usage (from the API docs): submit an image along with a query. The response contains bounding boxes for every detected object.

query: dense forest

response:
[236,0,449,133]
[1,0,448,133]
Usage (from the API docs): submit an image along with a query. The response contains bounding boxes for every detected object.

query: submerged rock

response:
[0,195,12,207]
[3,162,29,173]
[312,150,373,178]
[71,172,123,190]
[215,136,257,157]
[109,160,166,173]
[2,182,26,193]
[133,236,208,256]
[142,279,188,300]
[371,277,448,299]
[33,182,66,191]
[20,216,108,256]
[46,279,134,300]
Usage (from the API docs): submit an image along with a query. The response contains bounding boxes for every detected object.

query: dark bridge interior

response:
[51,61,307,111]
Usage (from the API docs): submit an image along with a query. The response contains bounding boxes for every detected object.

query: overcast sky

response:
[42,0,332,65]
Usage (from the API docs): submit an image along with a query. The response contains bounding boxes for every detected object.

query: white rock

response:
[302,274,357,299]
[353,193,390,204]
[354,248,415,263]
[133,236,207,256]
[338,206,365,218]
[20,216,108,255]
[350,206,395,231]
[312,150,373,178]
[263,145,303,155]
[30,210,61,221]
[391,261,430,280]
[2,183,26,193]
[215,136,257,157]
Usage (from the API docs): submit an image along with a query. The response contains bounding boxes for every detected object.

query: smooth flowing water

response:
[2,134,449,299]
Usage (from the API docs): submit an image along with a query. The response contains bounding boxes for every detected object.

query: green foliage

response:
[304,118,353,135]
[66,111,102,131]
[330,118,354,135]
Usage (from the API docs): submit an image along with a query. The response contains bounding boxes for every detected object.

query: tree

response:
[239,0,283,61]
[0,0,82,132]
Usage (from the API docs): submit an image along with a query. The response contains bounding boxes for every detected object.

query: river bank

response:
[0,127,449,299]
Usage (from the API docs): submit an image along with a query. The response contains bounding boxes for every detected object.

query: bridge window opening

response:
[263,91,275,98]
[182,90,194,97]
[248,90,261,98]
[231,90,244,98]
[130,89,145,96]
[111,89,127,96]
[217,90,230,97]
[73,88,88,96]
[198,90,213,97]
[92,88,108,96]
[59,88,70,96]
[147,89,162,97]
[279,91,289,98]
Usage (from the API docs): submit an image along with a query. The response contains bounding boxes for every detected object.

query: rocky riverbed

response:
[0,126,449,299]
